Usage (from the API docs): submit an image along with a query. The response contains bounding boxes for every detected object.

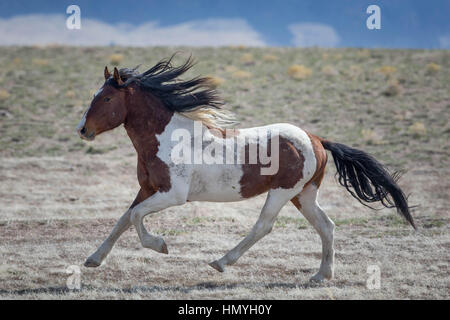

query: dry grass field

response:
[0,46,448,299]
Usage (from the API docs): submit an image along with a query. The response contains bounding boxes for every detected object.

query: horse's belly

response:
[187,165,244,202]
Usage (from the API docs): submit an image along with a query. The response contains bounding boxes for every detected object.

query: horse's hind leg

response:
[209,188,297,272]
[291,185,335,282]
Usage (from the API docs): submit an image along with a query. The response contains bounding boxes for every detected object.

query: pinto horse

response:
[77,56,415,282]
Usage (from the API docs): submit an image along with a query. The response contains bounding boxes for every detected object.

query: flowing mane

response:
[114,55,236,129]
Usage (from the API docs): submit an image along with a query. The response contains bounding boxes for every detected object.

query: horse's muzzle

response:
[77,126,95,141]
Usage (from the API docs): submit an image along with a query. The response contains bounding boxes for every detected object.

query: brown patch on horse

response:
[239,136,305,198]
[124,84,173,195]
[304,132,328,188]
[289,133,327,209]
[129,188,153,209]
[291,197,302,210]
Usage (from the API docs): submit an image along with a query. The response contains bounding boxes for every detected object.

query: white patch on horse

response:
[76,111,87,132]
[157,114,245,202]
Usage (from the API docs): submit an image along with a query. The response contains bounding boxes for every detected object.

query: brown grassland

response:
[0,46,448,299]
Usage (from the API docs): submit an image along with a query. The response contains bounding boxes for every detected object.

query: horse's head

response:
[77,67,129,141]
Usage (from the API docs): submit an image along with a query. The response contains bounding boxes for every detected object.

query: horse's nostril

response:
[80,127,86,135]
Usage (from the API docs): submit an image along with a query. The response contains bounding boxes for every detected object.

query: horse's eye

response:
[104,97,111,102]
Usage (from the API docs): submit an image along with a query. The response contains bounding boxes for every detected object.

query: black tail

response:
[321,140,416,229]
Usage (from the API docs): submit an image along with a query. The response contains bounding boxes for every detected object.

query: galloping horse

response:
[77,56,415,281]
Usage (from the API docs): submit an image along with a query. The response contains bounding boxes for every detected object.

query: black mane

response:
[113,54,223,112]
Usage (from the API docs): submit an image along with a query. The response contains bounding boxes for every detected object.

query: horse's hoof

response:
[309,271,332,283]
[84,257,101,268]
[309,274,325,283]
[209,260,224,272]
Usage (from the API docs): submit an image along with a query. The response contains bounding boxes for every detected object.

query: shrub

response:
[383,79,403,97]
[205,76,225,88]
[361,129,383,145]
[426,63,441,75]
[240,53,254,65]
[109,54,124,66]
[65,90,76,99]
[232,70,252,79]
[409,122,427,137]
[32,58,49,66]
[0,89,10,100]
[263,54,278,62]
[225,65,238,73]
[378,65,397,77]
[288,65,312,80]
[357,49,370,58]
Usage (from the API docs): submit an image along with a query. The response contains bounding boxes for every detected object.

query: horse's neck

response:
[124,91,174,157]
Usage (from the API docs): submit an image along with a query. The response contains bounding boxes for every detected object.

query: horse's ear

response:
[113,67,124,85]
[104,66,111,80]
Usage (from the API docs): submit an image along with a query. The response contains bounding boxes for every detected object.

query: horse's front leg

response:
[84,190,145,267]
[84,209,132,267]
[130,188,187,253]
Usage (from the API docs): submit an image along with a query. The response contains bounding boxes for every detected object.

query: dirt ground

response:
[0,46,448,299]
